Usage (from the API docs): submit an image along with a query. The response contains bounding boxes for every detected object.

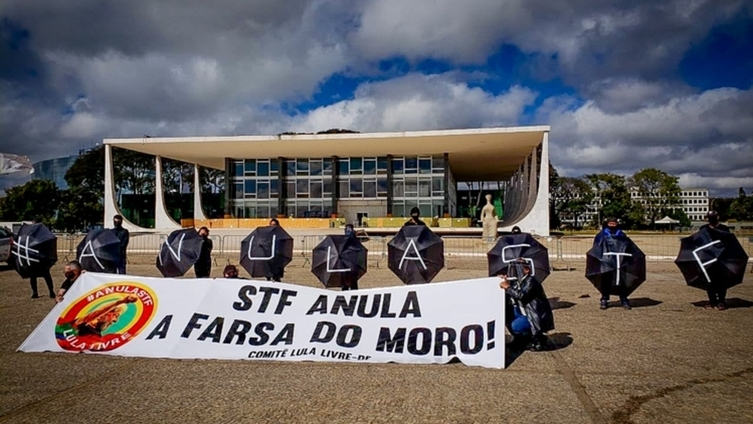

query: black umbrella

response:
[12,223,58,279]
[239,226,294,279]
[76,229,122,273]
[156,228,205,277]
[675,227,748,291]
[311,235,368,288]
[586,235,646,297]
[487,233,550,282]
[388,225,444,284]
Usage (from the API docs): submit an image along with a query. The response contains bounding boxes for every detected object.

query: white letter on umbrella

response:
[247,235,276,261]
[158,233,185,265]
[79,241,105,270]
[399,238,427,270]
[692,240,721,283]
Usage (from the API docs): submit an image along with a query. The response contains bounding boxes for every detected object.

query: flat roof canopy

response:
[104,126,549,181]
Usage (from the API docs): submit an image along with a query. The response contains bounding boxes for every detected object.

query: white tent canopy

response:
[655,216,680,224]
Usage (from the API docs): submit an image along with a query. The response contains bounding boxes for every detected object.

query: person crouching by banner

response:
[223,264,240,279]
[195,227,213,278]
[56,261,83,303]
[498,259,554,351]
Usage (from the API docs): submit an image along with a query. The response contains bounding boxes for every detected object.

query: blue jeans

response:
[510,307,531,335]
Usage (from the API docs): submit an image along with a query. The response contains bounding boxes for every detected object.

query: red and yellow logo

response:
[55,282,157,352]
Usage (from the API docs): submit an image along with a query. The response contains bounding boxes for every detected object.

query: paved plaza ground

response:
[1,252,752,423]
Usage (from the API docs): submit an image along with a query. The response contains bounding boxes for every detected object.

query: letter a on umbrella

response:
[13,223,57,279]
[586,235,646,297]
[76,229,122,273]
[240,226,294,279]
[388,225,444,284]
[675,227,748,290]
[311,235,368,288]
[487,232,550,281]
[156,228,204,277]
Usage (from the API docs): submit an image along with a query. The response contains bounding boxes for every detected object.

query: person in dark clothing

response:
[403,207,426,226]
[194,226,213,278]
[594,217,631,310]
[56,260,82,303]
[30,269,55,299]
[700,210,730,310]
[341,224,359,291]
[223,264,240,279]
[27,217,55,299]
[499,259,554,351]
[112,215,129,274]
[266,219,283,282]
[511,226,522,234]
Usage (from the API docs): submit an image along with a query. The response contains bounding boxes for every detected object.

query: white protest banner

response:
[19,273,506,368]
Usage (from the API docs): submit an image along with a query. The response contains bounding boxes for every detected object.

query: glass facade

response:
[284,158,334,218]
[228,154,452,218]
[391,155,447,218]
[230,159,280,218]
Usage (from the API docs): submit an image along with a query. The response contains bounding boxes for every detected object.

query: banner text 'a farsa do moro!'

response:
[19,273,506,368]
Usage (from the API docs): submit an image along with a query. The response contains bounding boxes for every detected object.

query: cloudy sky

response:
[1,0,752,195]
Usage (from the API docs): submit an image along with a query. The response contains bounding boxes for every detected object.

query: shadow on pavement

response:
[505,332,573,367]
[549,297,576,310]
[691,298,753,309]
[624,297,662,308]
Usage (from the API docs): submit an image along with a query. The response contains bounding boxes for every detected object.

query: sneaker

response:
[621,299,631,310]
[600,300,608,310]
[716,303,727,311]
[704,302,715,310]
[49,293,56,298]
[31,294,40,299]
[528,336,547,352]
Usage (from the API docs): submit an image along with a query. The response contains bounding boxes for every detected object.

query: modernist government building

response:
[103,126,550,235]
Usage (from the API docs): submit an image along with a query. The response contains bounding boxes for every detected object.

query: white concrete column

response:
[193,163,208,221]
[103,144,146,231]
[155,156,181,230]
[511,132,550,236]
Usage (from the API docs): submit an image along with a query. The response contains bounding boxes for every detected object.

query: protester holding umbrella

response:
[156,228,205,277]
[498,259,554,351]
[388,225,444,284]
[312,226,368,290]
[676,211,747,311]
[700,211,730,309]
[111,215,129,274]
[487,231,550,282]
[76,228,122,273]
[240,225,294,282]
[403,207,426,226]
[194,227,213,278]
[56,260,82,303]
[592,217,635,310]
[14,221,57,299]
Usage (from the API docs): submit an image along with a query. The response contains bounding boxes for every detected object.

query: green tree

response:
[56,185,102,232]
[586,173,643,228]
[0,179,60,226]
[552,176,594,229]
[729,188,753,220]
[629,168,681,227]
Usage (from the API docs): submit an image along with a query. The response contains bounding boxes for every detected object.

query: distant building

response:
[678,188,709,222]
[32,155,78,189]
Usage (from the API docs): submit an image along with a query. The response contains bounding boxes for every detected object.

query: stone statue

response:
[481,194,497,240]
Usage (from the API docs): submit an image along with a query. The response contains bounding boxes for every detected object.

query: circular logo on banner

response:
[55,282,157,352]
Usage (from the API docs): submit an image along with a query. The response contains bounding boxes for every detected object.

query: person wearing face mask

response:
[403,207,426,226]
[699,211,730,310]
[594,217,631,310]
[56,260,83,303]
[194,227,213,278]
[111,215,129,274]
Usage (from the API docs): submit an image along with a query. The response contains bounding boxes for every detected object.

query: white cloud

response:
[291,73,536,132]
